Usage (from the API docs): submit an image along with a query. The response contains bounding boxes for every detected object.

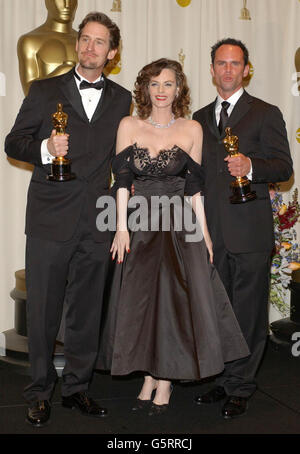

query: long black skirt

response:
[96,205,249,380]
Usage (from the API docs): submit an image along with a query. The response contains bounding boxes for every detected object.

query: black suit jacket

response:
[193,91,293,254]
[5,69,132,242]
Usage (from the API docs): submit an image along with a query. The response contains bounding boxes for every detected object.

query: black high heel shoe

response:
[148,385,173,416]
[132,386,157,412]
[132,398,152,412]
[148,402,169,416]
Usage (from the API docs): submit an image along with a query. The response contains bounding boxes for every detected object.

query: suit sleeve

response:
[192,111,201,123]
[251,105,293,183]
[5,81,45,167]
[125,92,132,116]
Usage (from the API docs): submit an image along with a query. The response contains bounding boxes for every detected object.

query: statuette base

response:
[47,158,76,182]
[230,178,256,204]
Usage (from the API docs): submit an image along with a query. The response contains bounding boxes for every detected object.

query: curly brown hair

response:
[134,58,190,119]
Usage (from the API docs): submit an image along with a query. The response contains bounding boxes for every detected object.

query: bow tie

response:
[79,79,104,90]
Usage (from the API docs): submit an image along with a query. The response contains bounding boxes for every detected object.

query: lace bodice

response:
[132,145,183,176]
[112,143,204,196]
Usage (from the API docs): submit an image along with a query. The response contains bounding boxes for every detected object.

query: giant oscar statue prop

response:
[17,0,78,95]
[223,127,256,204]
[48,103,76,181]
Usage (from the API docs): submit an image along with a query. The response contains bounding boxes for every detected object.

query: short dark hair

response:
[78,12,120,50]
[211,38,249,66]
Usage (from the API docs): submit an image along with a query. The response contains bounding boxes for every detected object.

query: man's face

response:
[210,44,249,98]
[76,22,117,72]
[45,0,78,23]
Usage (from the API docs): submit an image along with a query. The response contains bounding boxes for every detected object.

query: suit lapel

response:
[59,69,89,123]
[226,90,253,132]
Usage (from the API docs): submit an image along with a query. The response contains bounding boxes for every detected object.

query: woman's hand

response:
[207,243,214,264]
[205,235,214,264]
[110,230,130,263]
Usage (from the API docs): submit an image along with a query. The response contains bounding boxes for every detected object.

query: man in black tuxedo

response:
[193,38,293,418]
[5,12,131,427]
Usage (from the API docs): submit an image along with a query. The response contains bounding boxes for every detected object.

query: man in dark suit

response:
[193,38,293,418]
[5,12,131,427]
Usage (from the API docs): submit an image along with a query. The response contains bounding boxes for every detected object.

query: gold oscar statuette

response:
[47,103,76,182]
[239,0,251,20]
[111,0,122,12]
[295,47,300,95]
[178,49,186,69]
[295,47,300,73]
[223,127,256,204]
[17,0,78,96]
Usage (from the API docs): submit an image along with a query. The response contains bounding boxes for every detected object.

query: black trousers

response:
[213,241,271,398]
[23,207,111,404]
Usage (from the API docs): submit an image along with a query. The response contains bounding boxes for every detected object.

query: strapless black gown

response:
[97,144,249,380]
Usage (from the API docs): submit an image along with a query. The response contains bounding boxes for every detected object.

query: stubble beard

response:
[79,59,99,70]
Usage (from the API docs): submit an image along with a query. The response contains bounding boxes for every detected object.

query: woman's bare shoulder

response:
[177,117,202,132]
[119,115,144,129]
[119,115,134,126]
[186,118,203,132]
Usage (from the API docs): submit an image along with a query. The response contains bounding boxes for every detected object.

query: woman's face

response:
[148,68,178,110]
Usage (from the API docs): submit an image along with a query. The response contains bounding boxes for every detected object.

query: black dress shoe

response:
[26,400,51,427]
[194,386,226,404]
[62,391,107,418]
[222,396,248,419]
[132,398,152,412]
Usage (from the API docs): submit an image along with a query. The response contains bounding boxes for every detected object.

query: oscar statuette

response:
[223,127,256,204]
[47,103,76,182]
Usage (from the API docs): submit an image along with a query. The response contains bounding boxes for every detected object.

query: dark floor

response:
[0,338,300,438]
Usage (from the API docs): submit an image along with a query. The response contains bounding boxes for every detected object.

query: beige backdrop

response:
[0,0,299,332]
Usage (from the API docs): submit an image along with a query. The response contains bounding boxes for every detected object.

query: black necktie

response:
[218,101,230,135]
[79,79,104,90]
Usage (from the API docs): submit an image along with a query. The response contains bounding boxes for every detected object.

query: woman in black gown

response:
[98,58,249,415]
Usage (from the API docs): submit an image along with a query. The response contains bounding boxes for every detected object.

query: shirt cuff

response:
[41,139,54,164]
[246,158,253,180]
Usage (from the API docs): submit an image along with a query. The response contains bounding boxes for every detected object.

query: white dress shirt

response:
[41,65,104,164]
[215,87,252,179]
[215,87,244,125]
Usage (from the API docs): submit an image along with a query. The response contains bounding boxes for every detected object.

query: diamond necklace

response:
[148,114,175,129]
